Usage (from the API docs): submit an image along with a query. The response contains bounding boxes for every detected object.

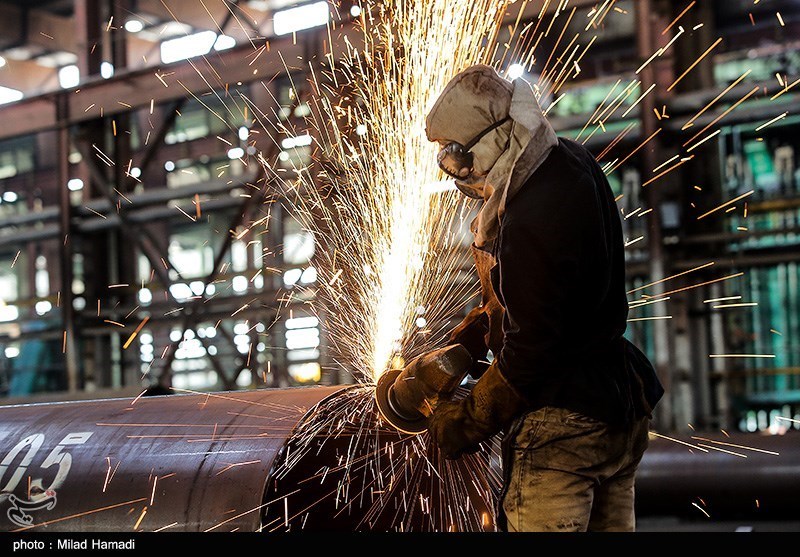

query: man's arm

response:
[428,175,595,459]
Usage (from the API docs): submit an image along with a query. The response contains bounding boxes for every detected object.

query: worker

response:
[424,64,664,532]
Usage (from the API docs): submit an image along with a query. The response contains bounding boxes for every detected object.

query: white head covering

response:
[426,64,558,248]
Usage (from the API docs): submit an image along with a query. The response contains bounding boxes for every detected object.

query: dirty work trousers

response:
[500,406,650,532]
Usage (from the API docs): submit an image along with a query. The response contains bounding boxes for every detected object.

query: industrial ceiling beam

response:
[137,0,268,41]
[0,57,58,93]
[0,0,704,141]
[0,4,77,52]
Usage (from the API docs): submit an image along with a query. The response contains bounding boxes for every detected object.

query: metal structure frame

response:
[0,0,798,433]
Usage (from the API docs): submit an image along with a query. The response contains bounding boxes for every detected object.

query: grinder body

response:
[375,344,472,434]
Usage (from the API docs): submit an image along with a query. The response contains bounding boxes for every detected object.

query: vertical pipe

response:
[635,0,673,428]
[57,97,79,393]
[74,0,103,79]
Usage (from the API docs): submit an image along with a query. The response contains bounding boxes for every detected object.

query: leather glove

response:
[428,362,527,459]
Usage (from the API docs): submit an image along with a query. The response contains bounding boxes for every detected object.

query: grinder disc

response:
[375,368,427,435]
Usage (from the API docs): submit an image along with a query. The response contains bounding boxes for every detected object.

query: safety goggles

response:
[436,116,510,180]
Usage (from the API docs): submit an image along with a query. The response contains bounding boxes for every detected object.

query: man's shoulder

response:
[502,139,599,231]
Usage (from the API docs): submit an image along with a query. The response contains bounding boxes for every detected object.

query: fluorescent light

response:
[169,283,193,300]
[100,61,114,79]
[280,134,313,149]
[283,268,302,286]
[67,178,84,191]
[160,30,217,64]
[58,65,80,88]
[0,85,23,106]
[227,147,245,159]
[138,288,152,304]
[273,2,329,36]
[0,304,18,322]
[507,63,525,80]
[286,316,320,329]
[285,328,320,350]
[231,275,248,292]
[124,19,144,33]
[214,35,237,51]
[300,266,317,284]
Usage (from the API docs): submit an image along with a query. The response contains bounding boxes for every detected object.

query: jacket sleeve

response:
[494,180,591,393]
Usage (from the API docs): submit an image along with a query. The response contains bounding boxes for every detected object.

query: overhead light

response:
[124,19,144,33]
[280,134,313,149]
[227,147,245,160]
[507,63,525,80]
[160,30,217,64]
[164,160,175,171]
[300,266,317,284]
[283,268,302,286]
[273,2,329,36]
[350,5,362,17]
[355,124,367,136]
[286,315,320,329]
[129,167,141,178]
[0,55,6,68]
[0,304,19,322]
[100,61,114,79]
[67,178,84,191]
[2,191,18,202]
[0,85,23,105]
[238,126,249,141]
[214,35,237,51]
[58,64,80,89]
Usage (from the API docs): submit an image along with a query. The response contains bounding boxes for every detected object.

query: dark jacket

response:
[450,138,662,426]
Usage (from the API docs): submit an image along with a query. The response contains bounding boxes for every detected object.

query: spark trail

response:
[255,0,510,384]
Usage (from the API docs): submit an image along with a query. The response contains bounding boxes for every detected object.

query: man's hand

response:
[428,400,486,459]
[427,363,529,459]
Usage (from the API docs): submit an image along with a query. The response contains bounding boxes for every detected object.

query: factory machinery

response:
[0,380,797,531]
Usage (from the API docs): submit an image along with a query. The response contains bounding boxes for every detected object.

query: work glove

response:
[427,363,527,459]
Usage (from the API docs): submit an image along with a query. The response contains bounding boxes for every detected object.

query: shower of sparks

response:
[690,436,780,456]
[253,0,510,383]
[649,431,709,453]
[691,501,711,518]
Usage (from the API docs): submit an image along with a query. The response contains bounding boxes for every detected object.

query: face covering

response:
[426,64,558,248]
[436,117,511,182]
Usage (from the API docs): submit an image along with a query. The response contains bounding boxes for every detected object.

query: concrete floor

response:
[638,517,800,532]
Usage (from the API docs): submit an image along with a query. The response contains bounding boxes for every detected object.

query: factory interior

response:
[0,0,798,534]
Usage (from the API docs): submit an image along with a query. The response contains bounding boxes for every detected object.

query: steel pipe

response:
[0,388,797,531]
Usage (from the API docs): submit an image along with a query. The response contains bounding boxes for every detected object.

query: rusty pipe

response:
[0,387,343,532]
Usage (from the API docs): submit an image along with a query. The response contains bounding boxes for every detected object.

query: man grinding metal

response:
[423,65,663,531]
